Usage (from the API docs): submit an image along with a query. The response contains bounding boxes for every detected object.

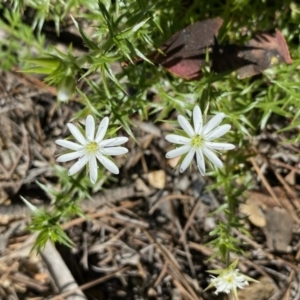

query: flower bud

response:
[57,76,75,102]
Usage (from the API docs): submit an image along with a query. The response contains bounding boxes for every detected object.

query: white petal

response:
[202,147,223,168]
[55,140,83,150]
[95,117,109,143]
[101,147,128,156]
[57,88,69,102]
[193,105,203,134]
[67,123,87,145]
[205,142,235,150]
[85,115,95,141]
[237,281,248,289]
[165,134,191,144]
[206,124,231,140]
[178,115,195,137]
[180,148,196,172]
[202,113,225,135]
[100,137,128,147]
[96,154,119,174]
[89,155,98,184]
[196,149,205,175]
[56,151,83,162]
[165,144,191,159]
[68,155,89,176]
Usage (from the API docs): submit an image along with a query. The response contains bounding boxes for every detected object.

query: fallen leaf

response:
[238,276,278,300]
[135,178,151,193]
[240,198,266,227]
[236,29,293,79]
[142,19,292,79]
[242,188,296,252]
[167,156,181,168]
[148,170,166,189]
[265,207,294,252]
[148,17,223,79]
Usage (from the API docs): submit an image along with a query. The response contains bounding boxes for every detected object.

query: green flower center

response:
[85,141,99,154]
[191,134,204,148]
[225,274,234,283]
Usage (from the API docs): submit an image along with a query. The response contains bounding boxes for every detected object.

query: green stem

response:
[225,182,235,268]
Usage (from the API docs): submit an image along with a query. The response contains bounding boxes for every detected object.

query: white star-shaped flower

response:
[55,115,128,184]
[165,105,235,175]
[210,268,249,296]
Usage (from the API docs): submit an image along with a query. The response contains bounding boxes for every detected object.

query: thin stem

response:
[225,180,235,268]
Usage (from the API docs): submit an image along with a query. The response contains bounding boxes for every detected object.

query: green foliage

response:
[3,0,300,267]
[24,166,108,250]
[27,208,74,252]
[0,5,45,70]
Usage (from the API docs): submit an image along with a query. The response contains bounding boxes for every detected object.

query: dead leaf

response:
[236,29,293,79]
[147,17,224,79]
[141,19,292,79]
[238,276,278,300]
[242,189,296,251]
[148,170,166,189]
[135,178,151,193]
[240,199,266,227]
[167,156,181,168]
[265,207,294,252]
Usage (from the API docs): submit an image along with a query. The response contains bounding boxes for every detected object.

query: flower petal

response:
[55,140,83,151]
[67,123,87,145]
[206,124,231,140]
[202,147,223,168]
[85,115,95,141]
[180,148,196,172]
[202,113,225,135]
[205,142,235,150]
[210,269,248,296]
[101,147,128,156]
[56,151,83,162]
[196,149,205,175]
[100,137,128,147]
[193,105,203,134]
[89,155,98,184]
[165,134,191,144]
[96,154,119,174]
[68,155,89,176]
[57,88,70,102]
[95,117,109,143]
[165,144,191,159]
[178,115,195,137]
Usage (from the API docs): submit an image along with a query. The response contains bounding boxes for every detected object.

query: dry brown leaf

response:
[138,19,292,80]
[167,156,181,168]
[242,189,295,251]
[247,190,278,208]
[240,199,266,227]
[238,276,278,300]
[265,207,294,252]
[135,178,151,193]
[148,170,166,189]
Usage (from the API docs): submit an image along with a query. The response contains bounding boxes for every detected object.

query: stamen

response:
[85,141,99,154]
[191,134,204,147]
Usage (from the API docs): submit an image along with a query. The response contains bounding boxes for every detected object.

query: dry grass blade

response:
[49,267,129,300]
[143,229,200,300]
[249,156,300,223]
